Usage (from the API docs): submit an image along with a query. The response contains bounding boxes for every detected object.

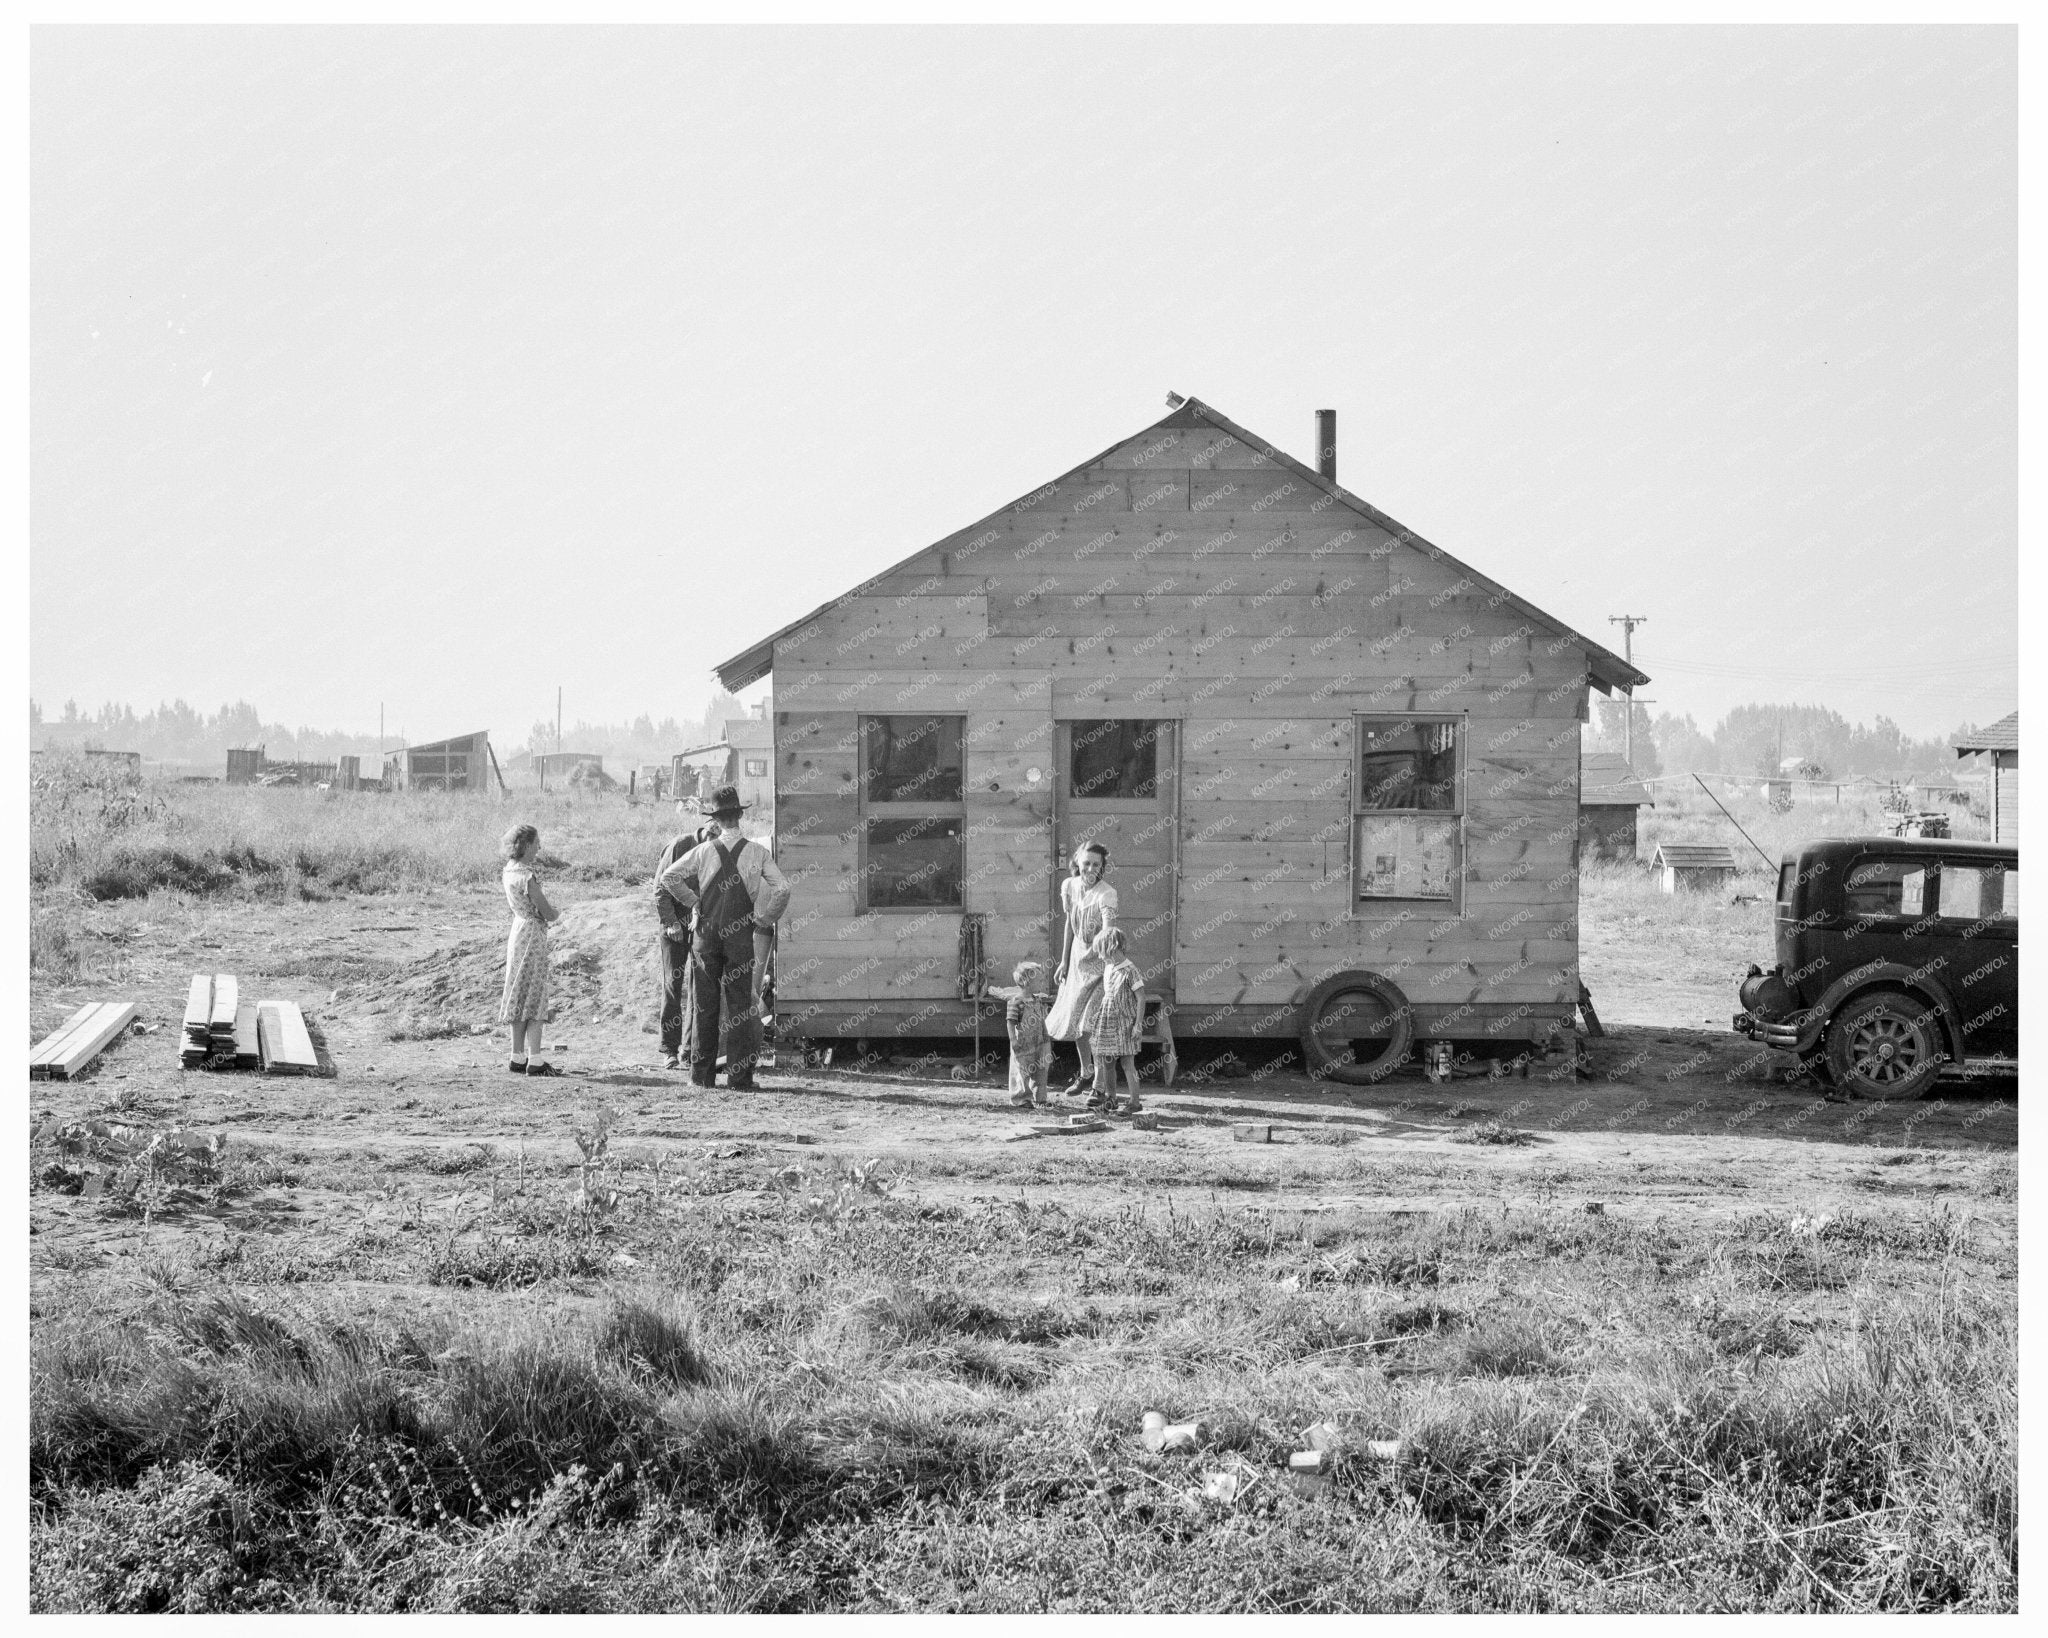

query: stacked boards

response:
[29,1002,140,1080]
[180,973,321,1074]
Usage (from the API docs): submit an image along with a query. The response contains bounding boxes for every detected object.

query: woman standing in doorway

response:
[1046,841,1117,1097]
[499,824,563,1075]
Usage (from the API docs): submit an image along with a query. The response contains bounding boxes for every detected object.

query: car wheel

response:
[1298,970,1415,1086]
[1825,990,1944,1101]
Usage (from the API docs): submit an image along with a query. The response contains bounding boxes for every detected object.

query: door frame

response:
[1051,717,1182,1001]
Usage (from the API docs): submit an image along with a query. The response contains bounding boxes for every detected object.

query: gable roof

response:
[1580,751,1654,806]
[713,395,1650,697]
[1953,711,2017,755]
[1653,843,1737,870]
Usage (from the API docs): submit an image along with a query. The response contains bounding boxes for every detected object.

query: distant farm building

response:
[1652,843,1738,894]
[711,394,1648,1054]
[671,707,775,818]
[390,731,498,792]
[1953,712,2018,844]
[1578,753,1653,860]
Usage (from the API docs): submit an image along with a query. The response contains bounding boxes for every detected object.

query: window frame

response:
[1935,860,2013,924]
[1066,718,1163,802]
[856,713,967,914]
[1349,712,1466,916]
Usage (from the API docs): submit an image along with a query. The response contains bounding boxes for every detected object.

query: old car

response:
[1733,836,2017,1099]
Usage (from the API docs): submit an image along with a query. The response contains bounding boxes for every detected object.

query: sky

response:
[30,25,2016,745]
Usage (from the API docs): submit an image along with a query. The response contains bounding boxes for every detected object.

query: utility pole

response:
[556,687,563,756]
[1608,615,1649,765]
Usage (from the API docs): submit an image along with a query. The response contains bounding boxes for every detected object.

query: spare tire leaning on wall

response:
[1297,970,1416,1086]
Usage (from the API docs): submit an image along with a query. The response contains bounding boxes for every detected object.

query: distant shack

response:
[1578,752,1653,860]
[671,709,775,818]
[1652,843,1738,895]
[1953,711,2018,844]
[390,731,499,793]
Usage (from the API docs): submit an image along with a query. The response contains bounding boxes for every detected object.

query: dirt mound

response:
[343,892,663,1034]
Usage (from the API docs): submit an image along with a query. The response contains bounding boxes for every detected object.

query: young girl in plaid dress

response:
[1088,926,1145,1116]
[1005,960,1053,1108]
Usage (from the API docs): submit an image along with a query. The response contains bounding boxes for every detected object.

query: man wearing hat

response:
[655,785,791,1090]
[652,800,721,1070]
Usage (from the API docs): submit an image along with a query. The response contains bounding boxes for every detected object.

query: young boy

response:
[1088,926,1146,1116]
[1005,960,1054,1108]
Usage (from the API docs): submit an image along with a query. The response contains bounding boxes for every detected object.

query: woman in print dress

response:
[1045,841,1118,1097]
[499,824,563,1075]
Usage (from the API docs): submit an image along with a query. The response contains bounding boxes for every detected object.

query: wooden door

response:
[1053,719,1179,999]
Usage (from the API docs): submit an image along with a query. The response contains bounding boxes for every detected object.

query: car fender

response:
[1811,960,1963,1060]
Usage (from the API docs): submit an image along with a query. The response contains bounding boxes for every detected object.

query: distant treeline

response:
[32,693,1980,784]
[1587,700,1983,781]
[29,692,753,773]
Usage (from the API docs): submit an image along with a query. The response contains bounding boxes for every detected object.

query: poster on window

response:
[1358,816,1457,900]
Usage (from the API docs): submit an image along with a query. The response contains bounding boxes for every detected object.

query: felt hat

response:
[700,783,748,819]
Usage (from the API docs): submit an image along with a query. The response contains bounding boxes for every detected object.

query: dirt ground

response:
[28,885,2018,1301]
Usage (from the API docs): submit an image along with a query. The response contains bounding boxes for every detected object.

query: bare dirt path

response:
[30,887,2016,1299]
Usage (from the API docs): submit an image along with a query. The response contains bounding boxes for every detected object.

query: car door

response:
[1833,850,1941,1009]
[1934,858,2019,1057]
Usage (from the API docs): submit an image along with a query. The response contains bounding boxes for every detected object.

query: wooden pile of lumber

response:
[29,1001,140,1081]
[180,974,322,1074]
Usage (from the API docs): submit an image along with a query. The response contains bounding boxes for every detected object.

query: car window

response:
[1842,859,1928,917]
[1940,865,1990,920]
[2002,868,2019,919]
[1777,863,1798,905]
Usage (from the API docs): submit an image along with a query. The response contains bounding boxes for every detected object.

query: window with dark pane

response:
[862,716,964,804]
[863,815,963,908]
[1069,719,1160,800]
[1353,716,1463,905]
[1357,720,1459,810]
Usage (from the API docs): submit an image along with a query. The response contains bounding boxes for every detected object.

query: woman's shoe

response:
[508,1059,528,1074]
[524,1061,562,1077]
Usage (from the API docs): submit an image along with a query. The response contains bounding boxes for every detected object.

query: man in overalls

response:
[655,785,791,1090]
[652,802,719,1070]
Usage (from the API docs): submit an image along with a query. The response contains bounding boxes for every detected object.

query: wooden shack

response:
[391,731,498,793]
[1953,712,2018,843]
[671,712,776,817]
[713,396,1648,1069]
[1652,843,1737,894]
[1578,752,1653,860]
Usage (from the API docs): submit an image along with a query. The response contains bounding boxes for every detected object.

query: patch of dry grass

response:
[32,765,675,903]
[29,1144,2016,1612]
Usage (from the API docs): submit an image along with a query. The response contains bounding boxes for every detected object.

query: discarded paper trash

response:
[1366,1439,1403,1462]
[1201,1471,1241,1503]
[1288,1450,1325,1472]
[1302,1421,1341,1452]
[1141,1411,1203,1454]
